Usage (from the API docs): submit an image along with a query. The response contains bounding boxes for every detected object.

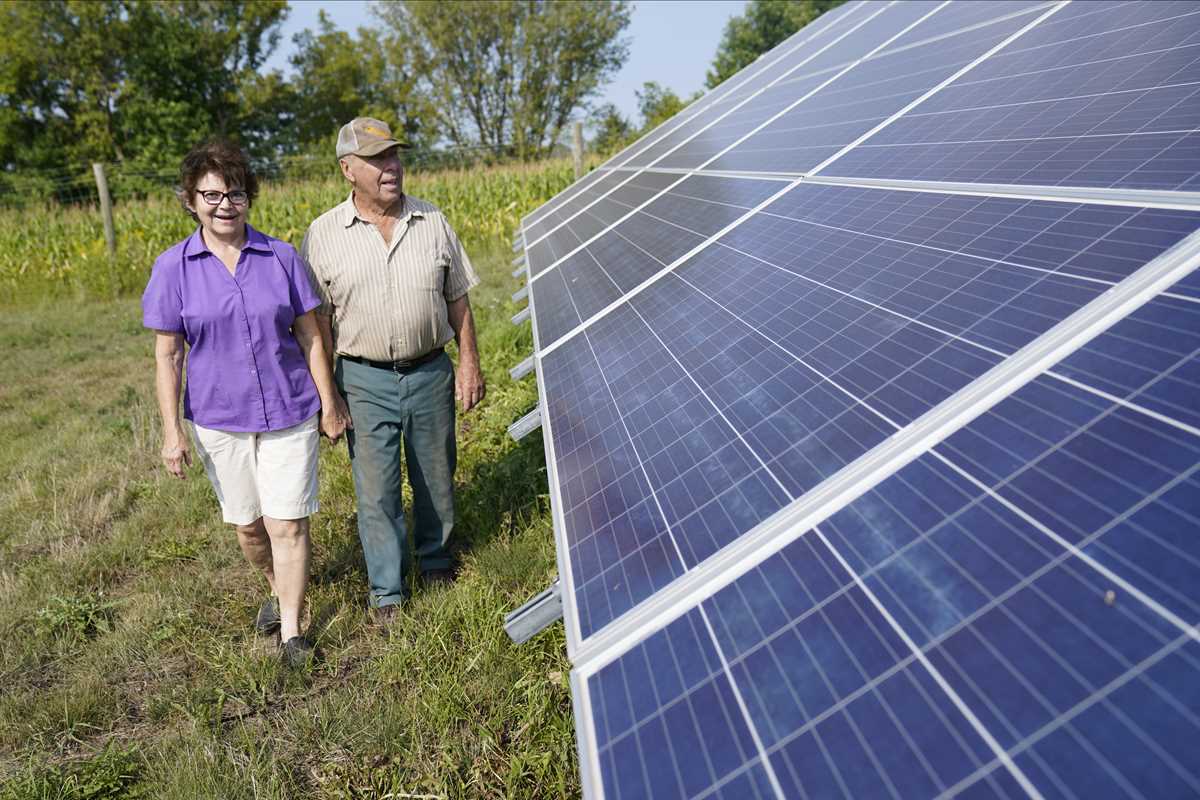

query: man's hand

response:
[320,396,354,442]
[161,426,191,479]
[456,359,486,412]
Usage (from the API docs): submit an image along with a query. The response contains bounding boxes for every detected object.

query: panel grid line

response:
[937,632,1195,798]
[704,237,1200,438]
[570,228,1200,671]
[524,0,902,255]
[596,0,869,173]
[576,231,1195,796]
[806,1,1069,177]
[521,4,1200,797]
[810,524,1045,797]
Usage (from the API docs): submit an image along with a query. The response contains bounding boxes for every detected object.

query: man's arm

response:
[315,312,336,373]
[447,294,485,412]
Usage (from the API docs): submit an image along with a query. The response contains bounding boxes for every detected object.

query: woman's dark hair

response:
[176,139,259,221]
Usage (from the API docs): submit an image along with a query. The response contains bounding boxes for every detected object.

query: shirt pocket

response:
[415,245,448,293]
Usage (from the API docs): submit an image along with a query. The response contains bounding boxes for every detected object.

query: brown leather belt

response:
[340,347,444,373]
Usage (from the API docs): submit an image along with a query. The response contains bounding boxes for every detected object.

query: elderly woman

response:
[141,139,351,668]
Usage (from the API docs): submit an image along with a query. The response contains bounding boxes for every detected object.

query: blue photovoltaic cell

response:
[764,0,945,83]
[523,167,610,228]
[823,1,1200,189]
[527,227,581,275]
[548,173,635,225]
[542,183,1198,633]
[644,1,878,143]
[761,183,1200,294]
[709,8,1042,175]
[541,335,685,639]
[600,1,865,172]
[621,1,894,170]
[526,171,631,244]
[590,609,777,800]
[529,177,785,331]
[878,0,1049,53]
[528,172,688,280]
[590,350,1200,799]
[1052,292,1200,429]
[508,3,1200,798]
[655,73,837,170]
[547,300,791,637]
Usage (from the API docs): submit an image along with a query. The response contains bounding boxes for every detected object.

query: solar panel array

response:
[514,1,1200,797]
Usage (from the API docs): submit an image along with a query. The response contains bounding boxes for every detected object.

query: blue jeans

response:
[336,353,456,608]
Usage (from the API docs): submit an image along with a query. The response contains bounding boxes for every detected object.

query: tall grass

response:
[0,158,580,304]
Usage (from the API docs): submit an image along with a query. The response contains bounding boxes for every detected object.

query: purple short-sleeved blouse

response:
[142,224,323,433]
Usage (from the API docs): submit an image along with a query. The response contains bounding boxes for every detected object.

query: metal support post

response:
[504,580,563,644]
[507,406,542,441]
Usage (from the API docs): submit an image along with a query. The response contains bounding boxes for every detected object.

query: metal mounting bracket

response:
[509,354,535,381]
[507,406,542,441]
[504,579,563,644]
[512,285,529,303]
[511,306,530,325]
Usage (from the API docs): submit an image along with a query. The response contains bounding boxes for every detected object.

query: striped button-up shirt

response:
[300,193,480,362]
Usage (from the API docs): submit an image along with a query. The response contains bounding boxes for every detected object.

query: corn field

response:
[0,158,581,304]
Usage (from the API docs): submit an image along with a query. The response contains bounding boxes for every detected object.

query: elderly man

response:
[301,117,485,621]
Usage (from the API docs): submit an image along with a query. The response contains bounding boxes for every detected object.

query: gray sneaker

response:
[255,597,280,635]
[280,636,314,669]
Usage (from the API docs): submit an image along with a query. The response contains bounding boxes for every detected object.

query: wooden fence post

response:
[92,162,116,258]
[572,121,584,180]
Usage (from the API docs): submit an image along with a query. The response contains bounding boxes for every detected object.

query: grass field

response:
[0,162,580,797]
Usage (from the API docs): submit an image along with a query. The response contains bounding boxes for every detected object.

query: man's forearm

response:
[447,295,479,365]
[316,313,336,369]
[447,294,485,411]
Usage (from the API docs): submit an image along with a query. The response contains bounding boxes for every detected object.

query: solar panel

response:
[514,2,1200,797]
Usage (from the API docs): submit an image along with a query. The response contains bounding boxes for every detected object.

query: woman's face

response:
[189,171,248,240]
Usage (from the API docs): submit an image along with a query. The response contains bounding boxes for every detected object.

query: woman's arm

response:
[154,331,191,479]
[293,310,352,441]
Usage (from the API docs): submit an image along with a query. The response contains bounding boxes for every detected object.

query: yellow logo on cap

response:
[364,125,389,137]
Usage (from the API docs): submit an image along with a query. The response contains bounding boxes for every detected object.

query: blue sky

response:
[266,1,748,124]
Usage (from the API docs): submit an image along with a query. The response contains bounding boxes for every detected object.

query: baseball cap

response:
[335,117,410,158]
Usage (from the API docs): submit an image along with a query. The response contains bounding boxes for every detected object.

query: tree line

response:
[0,0,840,184]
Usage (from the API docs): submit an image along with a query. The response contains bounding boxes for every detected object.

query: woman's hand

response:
[320,396,353,442]
[161,425,192,478]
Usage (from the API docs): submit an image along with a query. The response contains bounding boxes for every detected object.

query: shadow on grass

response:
[451,429,549,563]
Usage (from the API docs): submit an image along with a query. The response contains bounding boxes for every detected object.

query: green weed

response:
[36,594,120,640]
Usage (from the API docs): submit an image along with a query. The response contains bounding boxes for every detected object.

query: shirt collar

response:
[182,223,271,257]
[341,191,424,228]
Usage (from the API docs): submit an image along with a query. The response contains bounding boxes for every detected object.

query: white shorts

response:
[190,414,320,525]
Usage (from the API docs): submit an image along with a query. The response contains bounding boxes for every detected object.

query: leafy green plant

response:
[36,594,120,639]
[0,742,143,800]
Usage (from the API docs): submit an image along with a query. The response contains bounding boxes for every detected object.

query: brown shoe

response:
[369,603,402,630]
[422,567,456,587]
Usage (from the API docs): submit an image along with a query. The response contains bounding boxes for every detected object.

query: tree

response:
[636,82,689,132]
[706,0,844,89]
[589,103,633,156]
[288,11,429,153]
[0,0,288,174]
[375,0,632,159]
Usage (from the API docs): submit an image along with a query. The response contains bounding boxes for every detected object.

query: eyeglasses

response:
[197,189,249,206]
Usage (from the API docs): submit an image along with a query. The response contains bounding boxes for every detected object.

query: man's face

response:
[341,146,404,207]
